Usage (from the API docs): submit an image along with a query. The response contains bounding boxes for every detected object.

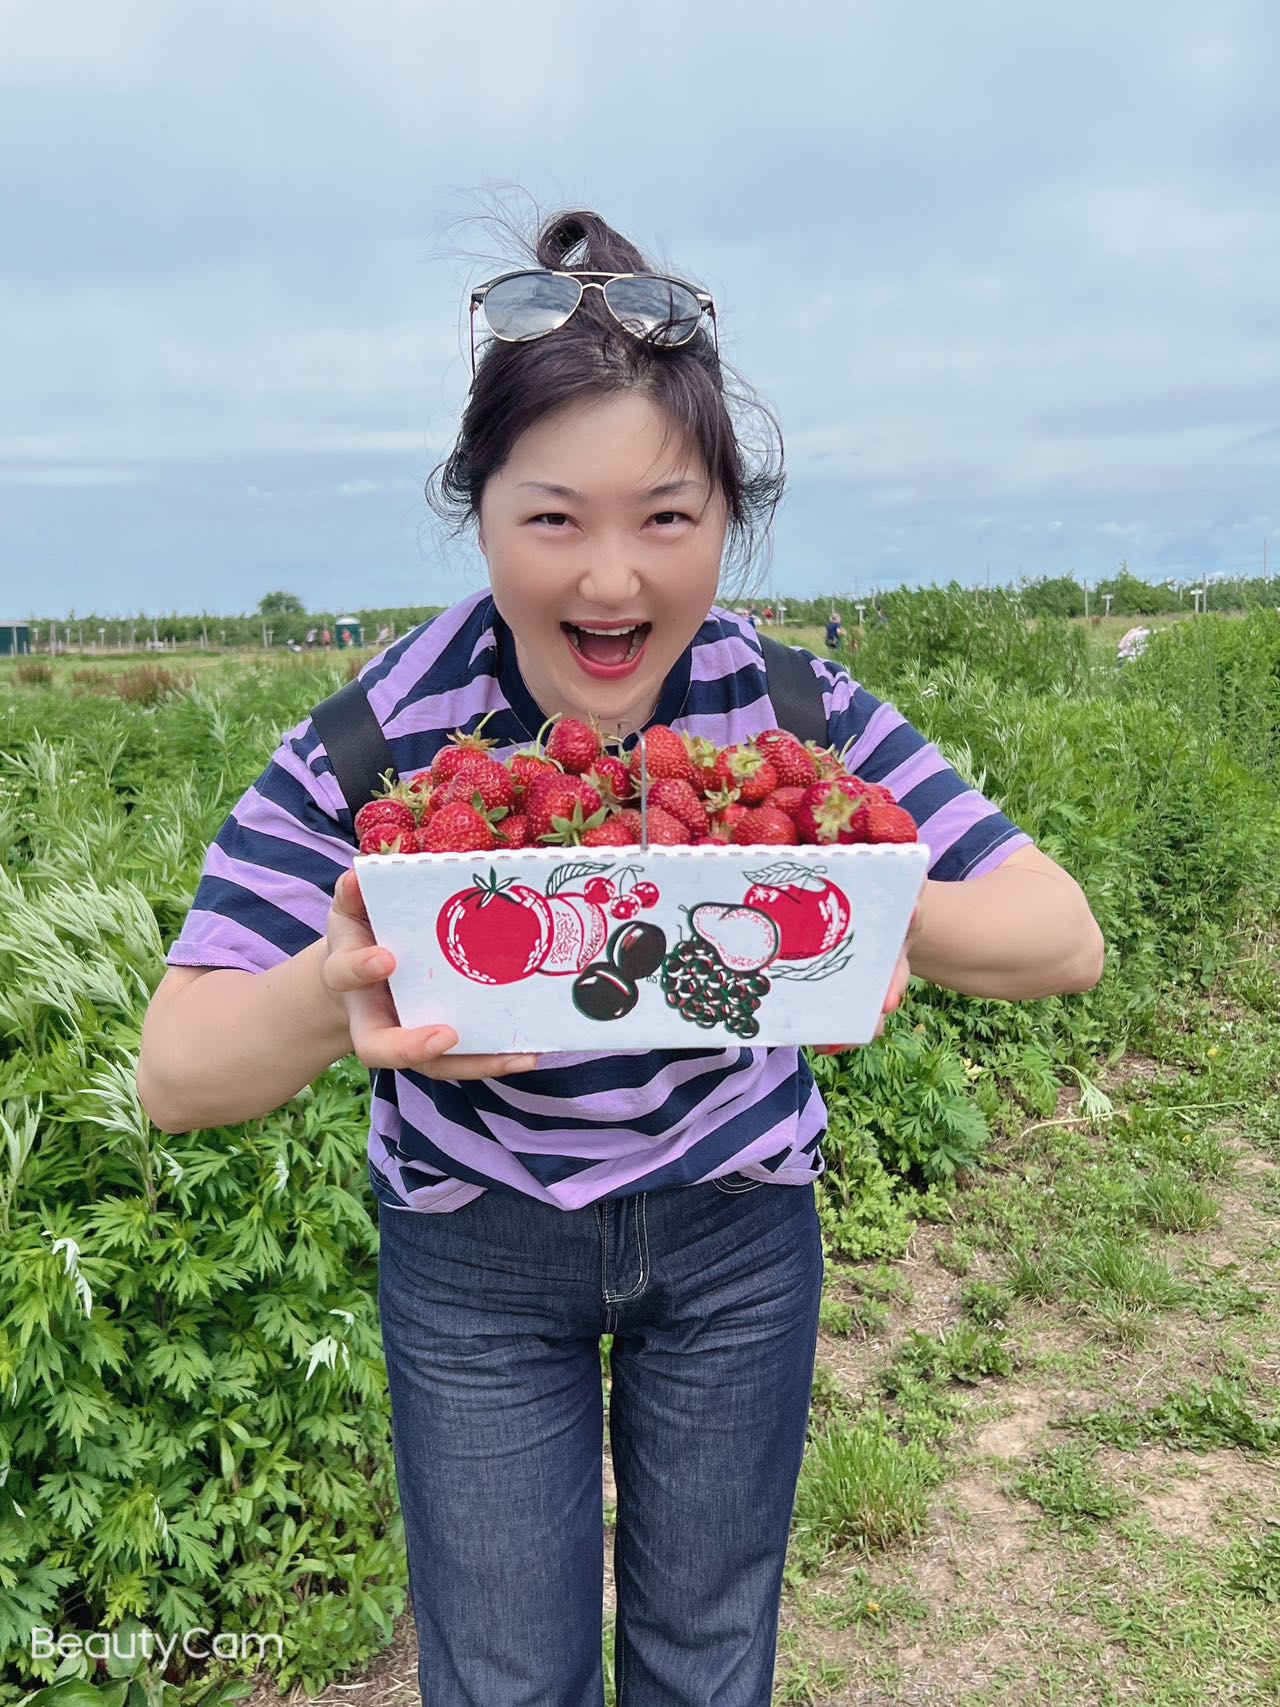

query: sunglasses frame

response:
[468,269,718,377]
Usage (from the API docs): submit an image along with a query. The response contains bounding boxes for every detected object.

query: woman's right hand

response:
[323,869,538,1081]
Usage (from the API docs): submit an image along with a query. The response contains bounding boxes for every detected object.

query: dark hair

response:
[425,209,785,588]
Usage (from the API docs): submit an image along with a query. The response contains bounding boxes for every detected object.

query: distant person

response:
[1116,625,1152,664]
[306,627,317,648]
[875,605,888,628]
[762,604,774,624]
[321,627,331,650]
[745,605,758,628]
[824,609,843,651]
[340,627,353,649]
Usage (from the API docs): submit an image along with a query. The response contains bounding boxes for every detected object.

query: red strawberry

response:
[629,726,695,788]
[497,812,532,848]
[546,716,602,776]
[682,733,721,795]
[526,776,605,844]
[711,745,778,806]
[440,755,516,815]
[795,779,870,845]
[807,744,848,781]
[585,754,632,804]
[508,751,560,798]
[647,777,709,836]
[358,826,413,855]
[732,806,799,845]
[431,712,500,785]
[640,805,689,845]
[421,802,498,853]
[583,818,638,847]
[709,801,750,842]
[755,733,817,787]
[764,786,808,820]
[353,798,416,841]
[864,801,918,843]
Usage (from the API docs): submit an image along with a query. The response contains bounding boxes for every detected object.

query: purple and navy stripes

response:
[167,593,1030,1213]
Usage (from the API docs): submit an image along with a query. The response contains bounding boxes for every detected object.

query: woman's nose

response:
[578,545,641,605]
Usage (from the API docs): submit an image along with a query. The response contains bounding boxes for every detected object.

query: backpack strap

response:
[758,634,829,747]
[309,675,398,825]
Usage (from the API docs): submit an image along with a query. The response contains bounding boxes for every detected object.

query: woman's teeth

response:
[566,623,649,664]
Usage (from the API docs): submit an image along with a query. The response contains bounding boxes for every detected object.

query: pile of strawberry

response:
[354,714,919,855]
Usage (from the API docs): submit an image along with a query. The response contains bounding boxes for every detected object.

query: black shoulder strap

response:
[309,676,398,824]
[759,634,829,747]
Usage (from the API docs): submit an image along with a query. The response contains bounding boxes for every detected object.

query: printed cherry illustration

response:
[584,877,616,905]
[610,895,641,922]
[632,881,660,908]
[608,920,667,982]
[572,963,639,1021]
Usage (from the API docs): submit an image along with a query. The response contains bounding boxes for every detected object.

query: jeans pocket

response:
[711,1170,766,1195]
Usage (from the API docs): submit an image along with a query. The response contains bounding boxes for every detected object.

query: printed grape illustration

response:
[659,933,771,1039]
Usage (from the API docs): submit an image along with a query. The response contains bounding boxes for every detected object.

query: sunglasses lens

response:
[604,277,703,345]
[482,272,582,341]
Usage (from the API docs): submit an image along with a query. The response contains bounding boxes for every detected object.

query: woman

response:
[138,209,1104,1706]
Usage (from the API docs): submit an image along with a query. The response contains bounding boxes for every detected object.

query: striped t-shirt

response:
[167,592,1031,1213]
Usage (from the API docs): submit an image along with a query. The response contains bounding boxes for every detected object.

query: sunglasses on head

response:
[468,268,718,377]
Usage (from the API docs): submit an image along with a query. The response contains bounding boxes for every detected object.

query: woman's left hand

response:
[813,900,922,1055]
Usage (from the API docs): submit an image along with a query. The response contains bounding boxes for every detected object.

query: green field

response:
[2,591,1278,1705]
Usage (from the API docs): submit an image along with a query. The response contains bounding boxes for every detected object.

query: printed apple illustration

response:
[688,904,780,972]
[538,890,610,976]
[437,871,554,985]
[742,874,851,961]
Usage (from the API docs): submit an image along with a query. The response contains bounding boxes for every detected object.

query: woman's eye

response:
[651,510,692,526]
[532,512,572,528]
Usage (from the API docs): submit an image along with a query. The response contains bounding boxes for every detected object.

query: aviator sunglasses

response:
[468,269,718,376]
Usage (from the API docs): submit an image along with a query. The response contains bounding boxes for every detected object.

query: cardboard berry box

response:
[355,841,930,1053]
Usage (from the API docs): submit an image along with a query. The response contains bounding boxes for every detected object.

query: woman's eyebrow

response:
[516,479,708,500]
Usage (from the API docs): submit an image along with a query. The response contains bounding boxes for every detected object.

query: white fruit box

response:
[354,842,930,1054]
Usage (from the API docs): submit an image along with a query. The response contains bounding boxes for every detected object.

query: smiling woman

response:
[139,205,1103,1707]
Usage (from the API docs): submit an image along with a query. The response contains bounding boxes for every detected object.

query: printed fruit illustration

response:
[632,881,660,908]
[538,891,610,977]
[742,873,851,961]
[688,904,780,973]
[583,876,617,905]
[572,963,640,1021]
[437,870,554,985]
[659,936,769,1040]
[608,920,667,982]
[610,895,641,921]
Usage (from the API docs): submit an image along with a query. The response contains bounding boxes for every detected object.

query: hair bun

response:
[535,209,648,275]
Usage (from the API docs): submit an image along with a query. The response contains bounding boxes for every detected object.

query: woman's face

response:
[478,392,729,737]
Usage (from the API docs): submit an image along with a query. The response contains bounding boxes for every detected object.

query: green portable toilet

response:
[334,616,364,648]
[0,621,31,656]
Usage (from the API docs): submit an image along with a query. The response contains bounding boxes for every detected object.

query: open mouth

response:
[562,622,651,668]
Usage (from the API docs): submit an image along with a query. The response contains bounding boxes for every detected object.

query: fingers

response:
[324,943,395,995]
[348,1017,537,1079]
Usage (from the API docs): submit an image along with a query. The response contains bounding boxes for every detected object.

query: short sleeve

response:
[165,716,356,973]
[808,654,1032,882]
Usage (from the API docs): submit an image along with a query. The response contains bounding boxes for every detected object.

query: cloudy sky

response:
[3,0,1277,617]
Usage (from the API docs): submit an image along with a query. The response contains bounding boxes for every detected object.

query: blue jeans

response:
[374,1166,825,1706]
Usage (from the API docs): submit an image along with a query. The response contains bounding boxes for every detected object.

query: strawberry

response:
[546,715,602,776]
[647,777,709,836]
[639,804,688,845]
[431,712,500,785]
[525,776,605,844]
[709,801,750,842]
[755,733,817,787]
[439,755,516,815]
[497,812,532,848]
[795,779,870,845]
[583,818,638,847]
[509,751,561,800]
[585,754,632,804]
[764,785,808,820]
[628,725,695,788]
[421,802,498,853]
[732,805,799,845]
[613,809,644,840]
[682,733,721,794]
[807,743,848,781]
[711,744,778,806]
[864,801,918,843]
[353,798,416,841]
[359,826,413,855]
